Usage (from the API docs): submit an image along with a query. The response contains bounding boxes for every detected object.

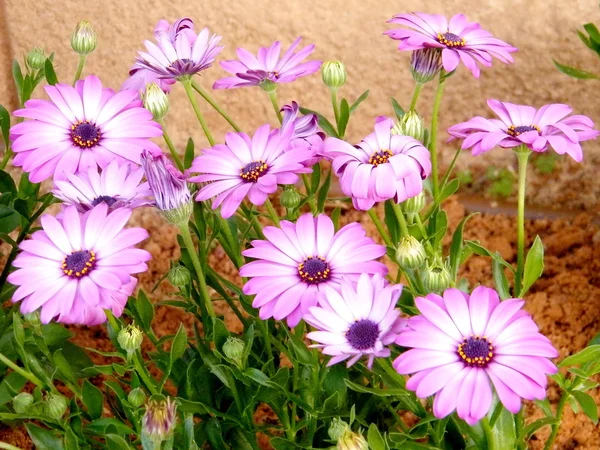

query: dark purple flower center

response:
[71,120,101,148]
[297,256,331,284]
[240,160,268,183]
[91,195,118,207]
[62,250,96,278]
[346,319,380,351]
[458,336,494,367]
[437,32,466,48]
[369,149,393,167]
[507,125,541,137]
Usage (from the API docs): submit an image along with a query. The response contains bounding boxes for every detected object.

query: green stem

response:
[441,146,462,188]
[391,202,410,238]
[0,148,12,170]
[264,198,281,227]
[191,80,241,131]
[367,208,393,247]
[240,204,264,239]
[481,417,496,450]
[544,393,568,450]
[331,88,340,129]
[133,351,159,395]
[183,80,215,146]
[515,147,531,297]
[409,83,423,112]
[72,54,87,85]
[301,174,317,213]
[430,72,447,200]
[158,120,184,171]
[258,319,275,375]
[267,90,283,124]
[0,351,44,388]
[180,225,215,318]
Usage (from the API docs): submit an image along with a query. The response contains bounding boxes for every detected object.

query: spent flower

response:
[143,396,177,444]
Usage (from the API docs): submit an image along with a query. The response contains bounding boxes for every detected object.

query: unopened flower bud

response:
[26,48,45,70]
[337,429,368,450]
[44,393,68,420]
[128,388,147,408]
[223,337,245,365]
[403,192,426,218]
[328,418,350,442]
[167,265,191,287]
[395,236,426,270]
[71,21,97,55]
[422,260,452,293]
[143,83,169,121]
[399,111,426,142]
[117,324,143,360]
[13,393,34,414]
[280,187,302,210]
[322,60,347,89]
[23,310,41,330]
[410,48,442,84]
[143,395,177,444]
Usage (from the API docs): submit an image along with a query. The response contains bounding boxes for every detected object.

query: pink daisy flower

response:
[213,37,322,90]
[323,117,431,210]
[305,273,405,368]
[9,75,162,183]
[385,13,517,78]
[394,287,558,425]
[281,101,324,167]
[53,159,152,212]
[240,214,388,327]
[7,204,151,326]
[189,125,313,218]
[448,99,599,162]
[134,18,223,80]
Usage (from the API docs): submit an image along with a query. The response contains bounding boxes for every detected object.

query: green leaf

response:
[133,290,154,331]
[299,106,338,137]
[0,206,21,233]
[316,169,332,213]
[13,60,24,104]
[583,23,600,44]
[270,437,306,449]
[553,60,598,79]
[12,313,25,350]
[170,324,188,363]
[572,391,598,423]
[64,427,79,450]
[82,380,104,419]
[86,418,135,436]
[384,200,400,243]
[391,98,405,120]
[488,406,516,450]
[349,89,370,114]
[184,138,195,169]
[106,434,134,450]
[310,162,321,196]
[559,345,600,368]
[367,424,387,450]
[435,178,459,204]
[25,423,65,450]
[344,379,408,397]
[449,213,476,279]
[492,255,511,300]
[204,417,229,450]
[0,105,10,150]
[520,235,544,297]
[523,417,558,438]
[53,349,77,384]
[0,371,27,406]
[44,58,59,85]
[337,98,350,137]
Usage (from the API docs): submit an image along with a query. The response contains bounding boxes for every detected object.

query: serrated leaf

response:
[82,380,103,420]
[349,89,369,114]
[44,58,58,85]
[572,391,598,423]
[553,60,598,79]
[520,235,544,297]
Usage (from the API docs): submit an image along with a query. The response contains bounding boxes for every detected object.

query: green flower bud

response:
[393,111,425,143]
[71,21,97,55]
[422,260,452,293]
[328,418,350,442]
[321,60,347,89]
[23,310,42,329]
[117,324,143,360]
[403,192,426,217]
[337,429,368,450]
[410,48,442,84]
[143,395,177,444]
[13,392,34,414]
[143,83,169,121]
[280,187,302,210]
[26,48,45,70]
[128,387,147,408]
[167,265,191,288]
[223,337,245,365]
[395,236,426,270]
[44,393,68,420]
[259,79,277,93]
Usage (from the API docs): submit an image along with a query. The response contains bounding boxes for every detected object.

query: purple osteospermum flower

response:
[10,75,162,183]
[305,273,405,368]
[7,204,151,326]
[323,117,431,210]
[134,18,223,79]
[448,99,599,162]
[121,67,176,96]
[281,101,324,167]
[189,125,313,218]
[53,159,152,212]
[394,287,558,425]
[213,37,322,89]
[385,13,517,77]
[141,151,191,212]
[240,213,388,327]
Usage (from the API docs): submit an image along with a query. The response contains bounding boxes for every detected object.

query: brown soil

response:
[2,197,600,449]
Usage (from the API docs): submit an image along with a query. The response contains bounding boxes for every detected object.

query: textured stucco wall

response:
[1,0,599,194]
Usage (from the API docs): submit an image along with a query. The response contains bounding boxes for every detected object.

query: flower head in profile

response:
[323,117,431,210]
[134,18,223,80]
[448,99,599,162]
[143,396,177,444]
[394,287,558,425]
[53,160,152,212]
[213,37,322,90]
[305,274,404,368]
[189,125,313,218]
[240,214,387,327]
[7,204,151,325]
[385,13,517,77]
[281,101,324,166]
[10,75,162,183]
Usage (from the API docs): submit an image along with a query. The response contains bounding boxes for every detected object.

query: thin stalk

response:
[331,88,340,127]
[158,119,184,171]
[72,54,87,85]
[191,80,241,131]
[441,146,462,188]
[430,72,447,200]
[0,351,44,388]
[391,202,410,237]
[301,174,317,213]
[133,351,159,395]
[182,80,215,146]
[179,225,215,318]
[267,90,283,124]
[0,148,12,170]
[515,147,531,296]
[409,83,423,112]
[544,393,568,450]
[367,208,393,247]
[258,319,275,375]
[481,417,496,450]
[264,198,281,227]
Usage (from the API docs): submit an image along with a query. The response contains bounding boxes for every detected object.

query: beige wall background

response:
[1,0,599,196]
